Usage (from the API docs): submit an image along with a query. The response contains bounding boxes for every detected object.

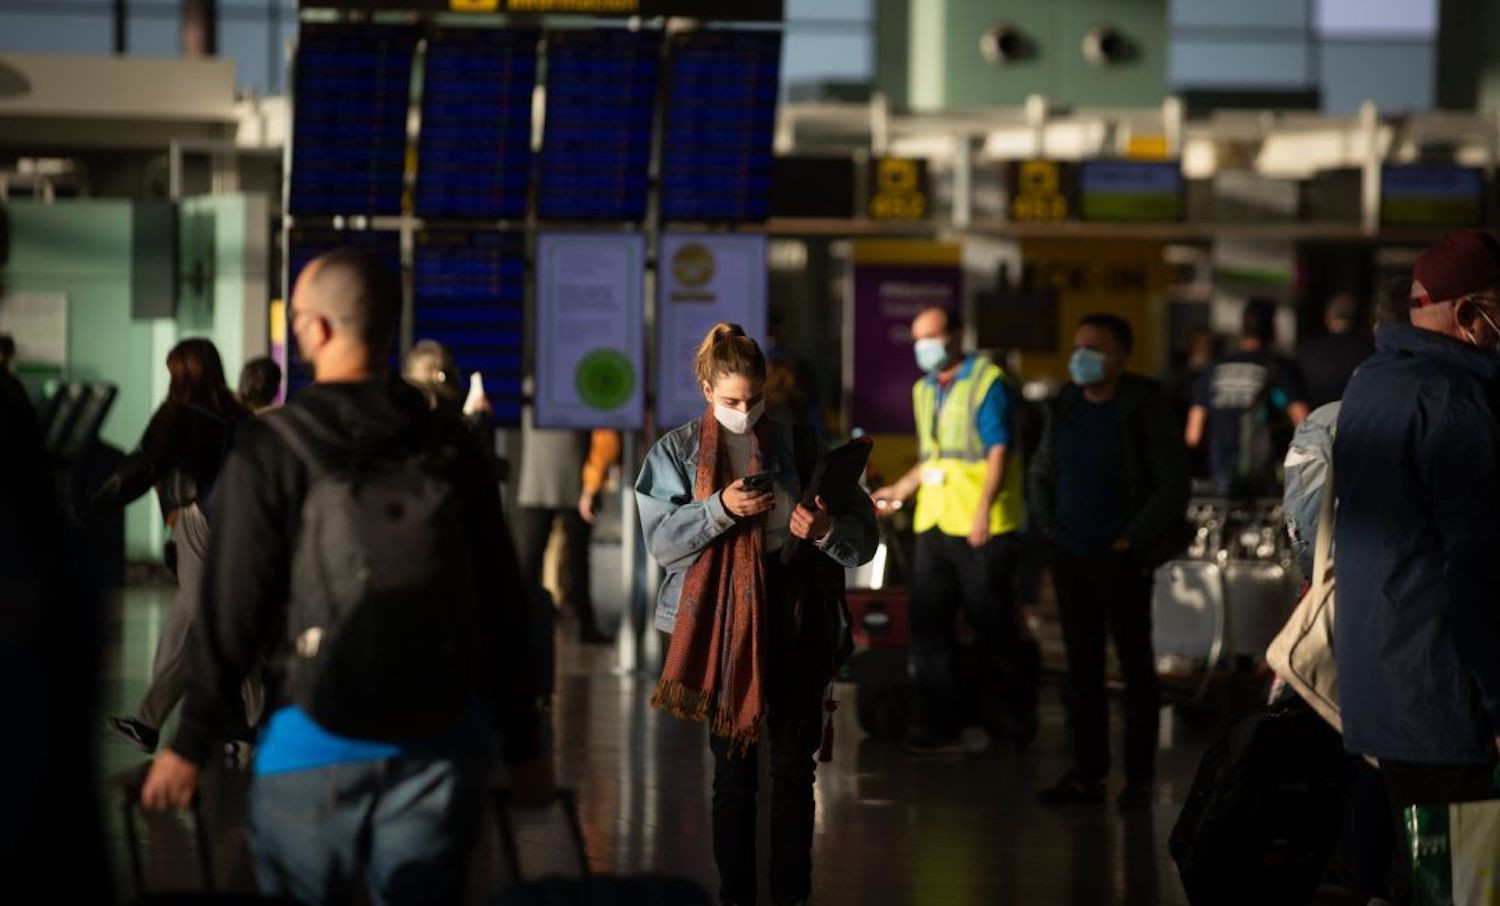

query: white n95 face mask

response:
[715,400,764,435]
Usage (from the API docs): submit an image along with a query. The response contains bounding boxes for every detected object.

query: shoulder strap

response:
[262,406,337,479]
[1312,460,1335,590]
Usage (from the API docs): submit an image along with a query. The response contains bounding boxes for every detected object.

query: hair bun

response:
[714,322,745,339]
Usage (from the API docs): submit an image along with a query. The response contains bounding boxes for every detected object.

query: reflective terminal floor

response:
[99,582,1348,906]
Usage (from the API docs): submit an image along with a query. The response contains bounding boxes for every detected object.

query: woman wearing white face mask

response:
[635,322,878,906]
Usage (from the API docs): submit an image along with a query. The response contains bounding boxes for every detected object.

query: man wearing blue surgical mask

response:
[873,306,1036,755]
[1030,314,1190,810]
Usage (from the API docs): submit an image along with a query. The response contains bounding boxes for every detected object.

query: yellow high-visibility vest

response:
[911,355,1025,537]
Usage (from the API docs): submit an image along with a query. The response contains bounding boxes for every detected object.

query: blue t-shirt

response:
[927,356,1012,451]
[1055,397,1124,555]
[254,702,492,776]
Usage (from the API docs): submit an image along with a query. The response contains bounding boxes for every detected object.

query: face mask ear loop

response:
[1478,308,1500,350]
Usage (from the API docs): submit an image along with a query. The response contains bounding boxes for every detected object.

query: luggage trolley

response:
[841,506,916,740]
[1152,497,1301,720]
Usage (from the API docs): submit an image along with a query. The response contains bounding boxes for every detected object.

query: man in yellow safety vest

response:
[873,305,1037,755]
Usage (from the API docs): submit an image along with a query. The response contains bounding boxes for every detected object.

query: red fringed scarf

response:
[650,405,772,756]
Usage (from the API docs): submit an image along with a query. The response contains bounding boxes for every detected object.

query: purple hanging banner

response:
[848,240,963,434]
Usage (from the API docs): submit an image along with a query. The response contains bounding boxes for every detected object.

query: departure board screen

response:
[538,30,659,222]
[413,230,527,426]
[660,30,780,223]
[284,228,403,393]
[416,27,539,221]
[290,24,418,217]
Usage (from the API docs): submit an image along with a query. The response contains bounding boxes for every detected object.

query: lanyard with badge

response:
[923,378,952,486]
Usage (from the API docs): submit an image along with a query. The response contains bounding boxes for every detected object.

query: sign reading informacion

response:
[534,233,646,430]
[656,234,768,429]
[867,157,930,221]
[848,241,962,434]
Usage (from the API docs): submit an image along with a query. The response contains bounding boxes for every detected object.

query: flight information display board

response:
[284,228,403,393]
[537,29,659,222]
[660,30,780,223]
[290,24,419,217]
[416,27,539,221]
[413,229,527,426]
[1077,160,1183,222]
[1381,165,1485,227]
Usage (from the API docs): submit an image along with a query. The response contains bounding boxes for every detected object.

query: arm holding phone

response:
[722,474,775,518]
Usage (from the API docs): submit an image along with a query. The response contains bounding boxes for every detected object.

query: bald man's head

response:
[298,249,401,358]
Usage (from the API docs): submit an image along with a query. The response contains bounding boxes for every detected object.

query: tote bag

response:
[1265,467,1341,732]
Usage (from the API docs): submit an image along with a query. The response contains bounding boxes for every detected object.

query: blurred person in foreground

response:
[0,311,109,900]
[1334,231,1500,821]
[141,250,552,903]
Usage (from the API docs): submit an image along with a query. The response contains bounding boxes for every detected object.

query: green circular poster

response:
[575,348,635,411]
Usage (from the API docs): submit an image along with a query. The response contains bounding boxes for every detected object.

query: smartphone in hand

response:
[739,470,777,493]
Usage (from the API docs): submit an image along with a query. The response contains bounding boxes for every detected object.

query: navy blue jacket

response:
[1333,325,1500,764]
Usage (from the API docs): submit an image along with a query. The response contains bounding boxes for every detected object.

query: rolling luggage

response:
[1151,558,1225,670]
[492,788,711,906]
[1170,695,1348,906]
[120,778,288,905]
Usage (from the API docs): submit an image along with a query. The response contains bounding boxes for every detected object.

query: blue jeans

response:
[248,753,489,905]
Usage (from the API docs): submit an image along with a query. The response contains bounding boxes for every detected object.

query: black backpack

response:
[1170,695,1349,906]
[265,405,481,741]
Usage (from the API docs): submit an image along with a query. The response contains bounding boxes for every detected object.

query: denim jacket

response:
[635,418,879,634]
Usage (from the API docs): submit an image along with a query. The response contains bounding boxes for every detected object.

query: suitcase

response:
[1222,559,1298,657]
[491,788,712,905]
[121,778,288,904]
[845,587,912,650]
[1151,558,1226,667]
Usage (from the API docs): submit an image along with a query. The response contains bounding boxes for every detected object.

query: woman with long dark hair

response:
[97,337,250,753]
[636,323,878,906]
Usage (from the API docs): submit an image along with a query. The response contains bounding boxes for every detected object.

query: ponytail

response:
[694,322,767,388]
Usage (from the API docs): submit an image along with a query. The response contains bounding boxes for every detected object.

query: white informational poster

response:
[0,293,68,366]
[656,234,768,429]
[534,232,646,430]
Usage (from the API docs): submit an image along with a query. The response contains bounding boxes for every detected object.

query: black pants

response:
[1381,759,1500,808]
[1346,756,1395,903]
[515,506,597,629]
[1052,547,1159,785]
[909,530,1032,740]
[709,558,826,906]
